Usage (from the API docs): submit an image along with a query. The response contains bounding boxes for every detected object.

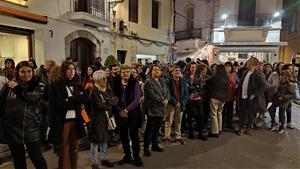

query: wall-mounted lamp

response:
[273,11,283,18]
[119,20,127,33]
[221,14,228,20]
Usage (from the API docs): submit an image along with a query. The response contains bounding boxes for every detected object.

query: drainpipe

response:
[172,0,176,63]
[173,0,176,45]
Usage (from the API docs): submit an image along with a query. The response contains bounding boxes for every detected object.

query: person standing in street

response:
[223,62,239,130]
[48,61,87,169]
[113,65,144,167]
[236,57,268,136]
[88,70,118,169]
[2,58,15,81]
[184,62,207,140]
[37,60,57,151]
[164,65,188,144]
[143,64,169,156]
[268,70,296,133]
[206,64,229,137]
[0,61,47,169]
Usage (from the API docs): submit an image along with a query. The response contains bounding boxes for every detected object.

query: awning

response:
[211,41,287,53]
[217,46,280,52]
[211,41,287,46]
[0,5,48,24]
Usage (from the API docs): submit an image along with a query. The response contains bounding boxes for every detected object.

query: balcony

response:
[69,0,111,27]
[175,29,202,41]
[224,27,270,42]
[255,14,272,26]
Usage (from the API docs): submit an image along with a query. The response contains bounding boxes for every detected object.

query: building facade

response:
[280,0,300,63]
[0,0,174,73]
[211,0,286,63]
[174,0,286,64]
[174,0,213,61]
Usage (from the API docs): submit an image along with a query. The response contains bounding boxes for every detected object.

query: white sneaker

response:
[277,128,286,134]
[269,124,278,131]
[270,126,277,131]
[287,123,294,129]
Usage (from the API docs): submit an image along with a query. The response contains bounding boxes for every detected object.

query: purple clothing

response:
[116,82,141,112]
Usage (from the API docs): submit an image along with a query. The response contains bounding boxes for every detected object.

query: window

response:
[238,0,256,26]
[117,50,127,64]
[0,25,33,66]
[129,0,138,23]
[289,12,297,33]
[238,53,248,60]
[152,0,160,29]
[186,7,194,31]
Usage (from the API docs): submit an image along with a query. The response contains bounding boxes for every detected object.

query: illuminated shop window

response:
[0,33,29,65]
[2,0,28,6]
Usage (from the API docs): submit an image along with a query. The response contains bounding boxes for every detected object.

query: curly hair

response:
[48,65,61,85]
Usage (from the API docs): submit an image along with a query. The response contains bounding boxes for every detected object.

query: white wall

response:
[0,0,173,66]
[256,0,282,14]
[113,0,173,44]
[215,0,282,28]
[175,0,210,31]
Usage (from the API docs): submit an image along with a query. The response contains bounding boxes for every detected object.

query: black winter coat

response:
[47,80,87,145]
[88,87,118,143]
[207,74,229,102]
[113,75,144,128]
[0,80,45,144]
[237,69,269,113]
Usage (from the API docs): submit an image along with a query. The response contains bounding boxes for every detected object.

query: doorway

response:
[70,38,96,78]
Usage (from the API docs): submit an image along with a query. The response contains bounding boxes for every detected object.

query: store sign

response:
[2,0,28,6]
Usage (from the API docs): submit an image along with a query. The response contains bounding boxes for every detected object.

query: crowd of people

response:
[0,56,298,169]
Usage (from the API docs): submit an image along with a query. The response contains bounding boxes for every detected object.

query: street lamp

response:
[221,14,228,20]
[273,11,281,18]
[270,10,283,26]
[221,14,228,27]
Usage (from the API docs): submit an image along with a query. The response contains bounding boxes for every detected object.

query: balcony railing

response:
[255,14,273,26]
[175,29,202,41]
[217,14,277,27]
[71,0,110,22]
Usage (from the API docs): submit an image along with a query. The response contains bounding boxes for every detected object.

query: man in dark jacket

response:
[237,57,268,136]
[92,56,103,71]
[164,66,188,144]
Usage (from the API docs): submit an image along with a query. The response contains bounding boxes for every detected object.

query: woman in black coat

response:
[48,61,87,169]
[113,65,144,167]
[206,64,229,137]
[88,70,118,169]
[0,61,47,169]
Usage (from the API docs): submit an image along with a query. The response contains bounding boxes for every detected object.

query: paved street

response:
[1,112,300,169]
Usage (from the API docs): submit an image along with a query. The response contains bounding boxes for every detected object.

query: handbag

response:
[99,92,116,130]
[106,111,116,131]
